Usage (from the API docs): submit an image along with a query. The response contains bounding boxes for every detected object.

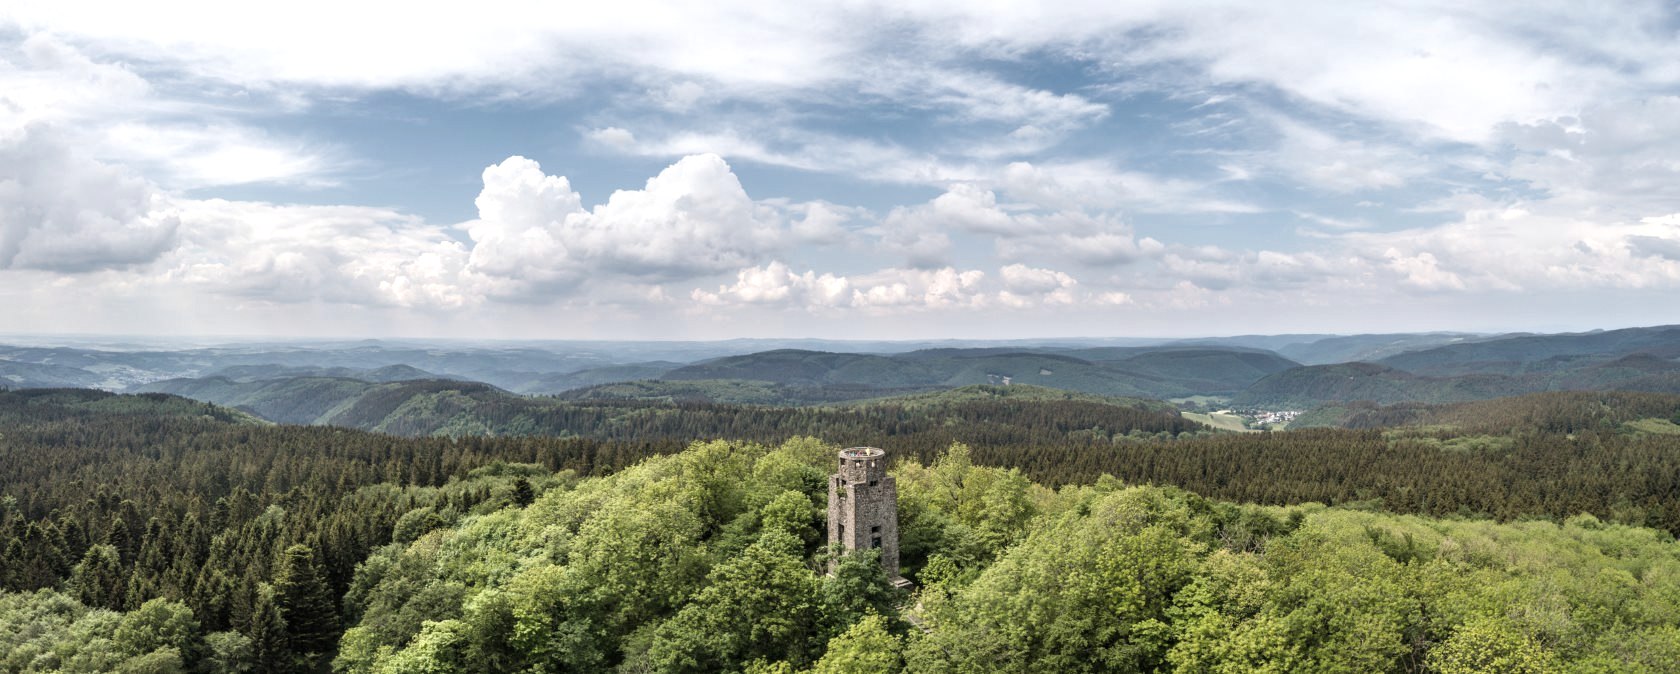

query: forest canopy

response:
[5,389,1680,671]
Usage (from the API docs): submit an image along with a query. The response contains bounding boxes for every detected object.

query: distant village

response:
[1222,408,1302,427]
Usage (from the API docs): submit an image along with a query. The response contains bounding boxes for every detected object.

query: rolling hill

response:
[1235,353,1680,408]
[1376,324,1680,376]
[131,377,1206,443]
[0,359,108,389]
[660,346,1298,399]
[1288,390,1680,435]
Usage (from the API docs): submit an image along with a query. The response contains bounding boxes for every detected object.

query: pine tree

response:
[272,544,339,658]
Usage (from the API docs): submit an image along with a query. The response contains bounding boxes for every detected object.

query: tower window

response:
[868,479,879,487]
[871,536,882,549]
[870,525,880,533]
[839,524,844,540]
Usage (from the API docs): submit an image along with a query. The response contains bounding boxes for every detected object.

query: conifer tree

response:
[511,476,535,507]
[71,543,128,610]
[247,588,291,674]
[106,514,135,564]
[272,544,340,658]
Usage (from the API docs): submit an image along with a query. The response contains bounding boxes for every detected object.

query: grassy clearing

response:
[1182,411,1254,432]
[1169,395,1230,407]
[1626,417,1680,435]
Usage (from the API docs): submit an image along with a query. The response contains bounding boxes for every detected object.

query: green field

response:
[1627,417,1680,435]
[1182,410,1254,432]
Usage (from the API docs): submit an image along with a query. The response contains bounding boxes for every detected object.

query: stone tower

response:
[828,446,900,578]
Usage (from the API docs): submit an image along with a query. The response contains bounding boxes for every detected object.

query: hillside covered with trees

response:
[5,387,1680,671]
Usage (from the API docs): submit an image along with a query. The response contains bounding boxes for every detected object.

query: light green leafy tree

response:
[811,613,903,674]
[1430,617,1559,674]
[645,529,823,672]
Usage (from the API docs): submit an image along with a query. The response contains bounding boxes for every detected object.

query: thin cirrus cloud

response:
[2,2,1680,336]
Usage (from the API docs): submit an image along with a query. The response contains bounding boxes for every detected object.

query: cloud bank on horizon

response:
[2,1,1679,338]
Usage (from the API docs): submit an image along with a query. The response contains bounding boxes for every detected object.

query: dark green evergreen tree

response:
[71,543,128,610]
[247,588,291,674]
[511,477,535,507]
[272,544,339,659]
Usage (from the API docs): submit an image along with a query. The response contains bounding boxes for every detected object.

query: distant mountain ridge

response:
[1236,352,1680,408]
[1376,325,1680,375]
[15,326,1680,411]
[661,347,1298,399]
[128,379,1203,441]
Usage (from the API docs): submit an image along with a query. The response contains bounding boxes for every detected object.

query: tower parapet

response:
[827,447,900,578]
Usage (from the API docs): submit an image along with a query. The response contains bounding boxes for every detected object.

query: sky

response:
[2,2,1680,340]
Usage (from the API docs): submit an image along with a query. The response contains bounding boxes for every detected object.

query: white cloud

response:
[998,161,1258,214]
[784,200,862,246]
[877,184,1013,265]
[165,198,471,308]
[876,179,1165,268]
[584,126,637,149]
[998,263,1078,307]
[100,122,338,188]
[0,126,179,272]
[0,34,337,190]
[463,153,784,297]
[691,261,851,308]
[6,3,1680,337]
[999,263,1077,294]
[1249,116,1431,192]
[1384,249,1466,292]
[692,262,1115,313]
[850,267,988,311]
[463,156,586,291]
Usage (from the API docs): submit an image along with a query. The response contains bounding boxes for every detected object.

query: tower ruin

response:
[827,446,901,579]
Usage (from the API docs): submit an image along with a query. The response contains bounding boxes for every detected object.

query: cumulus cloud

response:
[690,262,1119,313]
[691,261,851,308]
[999,263,1077,294]
[784,200,863,246]
[998,263,1078,307]
[463,156,586,292]
[691,263,995,312]
[577,154,779,274]
[692,263,974,312]
[463,153,783,297]
[0,126,179,272]
[1383,250,1466,292]
[850,267,989,311]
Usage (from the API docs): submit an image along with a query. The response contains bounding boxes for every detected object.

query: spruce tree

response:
[272,544,339,658]
[71,543,128,610]
[247,588,290,674]
[511,476,535,507]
